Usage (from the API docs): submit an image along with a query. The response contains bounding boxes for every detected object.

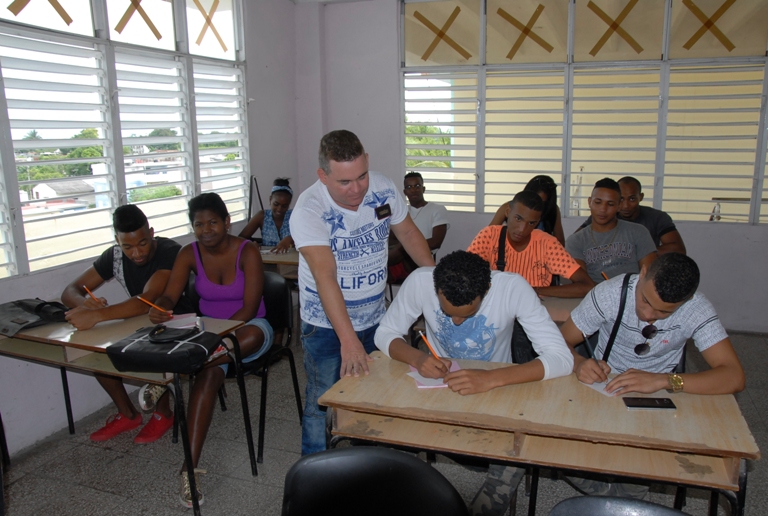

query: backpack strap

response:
[496,226,507,270]
[601,273,632,363]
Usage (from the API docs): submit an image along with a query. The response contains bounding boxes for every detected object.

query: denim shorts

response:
[219,317,274,375]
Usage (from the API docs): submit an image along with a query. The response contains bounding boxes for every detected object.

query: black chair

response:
[219,271,303,467]
[281,447,469,516]
[549,496,688,515]
[1,410,8,516]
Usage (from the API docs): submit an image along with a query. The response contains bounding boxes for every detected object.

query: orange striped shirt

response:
[467,227,580,287]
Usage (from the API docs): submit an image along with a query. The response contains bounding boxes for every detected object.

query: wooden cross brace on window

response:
[682,0,735,52]
[7,0,72,25]
[114,0,162,41]
[414,6,472,61]
[497,4,554,60]
[193,0,227,52]
[587,0,643,57]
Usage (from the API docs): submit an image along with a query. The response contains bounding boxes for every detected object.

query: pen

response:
[83,285,99,302]
[136,295,169,314]
[417,330,441,359]
[601,271,609,281]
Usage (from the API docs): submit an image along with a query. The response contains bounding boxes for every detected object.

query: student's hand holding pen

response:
[413,352,452,379]
[82,285,107,309]
[574,357,611,384]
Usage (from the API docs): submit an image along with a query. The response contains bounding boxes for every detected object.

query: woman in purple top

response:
[150,192,272,508]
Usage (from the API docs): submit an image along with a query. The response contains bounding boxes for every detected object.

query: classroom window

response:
[0,0,93,37]
[186,0,236,61]
[0,147,13,279]
[401,0,768,224]
[106,0,176,51]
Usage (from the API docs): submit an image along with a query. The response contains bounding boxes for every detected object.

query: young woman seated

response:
[239,177,294,253]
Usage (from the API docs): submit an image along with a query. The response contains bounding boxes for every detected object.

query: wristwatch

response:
[667,373,684,393]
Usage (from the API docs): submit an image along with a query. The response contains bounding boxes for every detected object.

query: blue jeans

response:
[300,322,378,455]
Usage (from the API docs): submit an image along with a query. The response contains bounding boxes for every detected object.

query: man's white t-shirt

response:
[408,202,449,240]
[292,171,408,330]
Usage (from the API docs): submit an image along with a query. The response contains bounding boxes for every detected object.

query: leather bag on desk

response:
[107,324,223,374]
[0,298,68,337]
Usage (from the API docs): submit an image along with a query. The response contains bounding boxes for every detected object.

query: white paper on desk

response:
[259,249,274,255]
[163,313,199,329]
[407,361,461,388]
[580,374,618,397]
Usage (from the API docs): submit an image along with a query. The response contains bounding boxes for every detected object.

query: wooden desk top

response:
[320,352,759,461]
[15,315,244,353]
[260,247,300,265]
[539,296,581,324]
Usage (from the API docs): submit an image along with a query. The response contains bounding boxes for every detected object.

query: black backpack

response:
[0,298,69,337]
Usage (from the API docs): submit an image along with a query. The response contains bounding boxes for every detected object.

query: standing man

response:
[61,205,195,443]
[291,130,435,455]
[577,176,686,255]
[566,178,657,283]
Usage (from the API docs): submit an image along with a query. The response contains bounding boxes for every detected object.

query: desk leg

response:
[59,367,74,435]
[718,459,748,516]
[526,467,539,516]
[0,410,9,469]
[172,374,201,516]
[708,490,719,516]
[673,486,686,510]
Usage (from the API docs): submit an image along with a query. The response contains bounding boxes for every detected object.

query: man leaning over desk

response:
[374,250,572,516]
[560,252,745,498]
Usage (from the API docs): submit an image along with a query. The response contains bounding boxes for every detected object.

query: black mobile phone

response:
[623,397,677,410]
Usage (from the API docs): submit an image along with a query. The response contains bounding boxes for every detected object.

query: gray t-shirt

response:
[571,274,728,374]
[566,219,656,283]
[578,206,677,247]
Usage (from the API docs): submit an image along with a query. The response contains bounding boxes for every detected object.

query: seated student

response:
[576,176,686,255]
[388,172,450,281]
[468,190,594,298]
[489,175,565,245]
[375,250,573,516]
[566,178,657,283]
[61,205,195,444]
[149,193,273,508]
[559,253,745,497]
[239,177,294,253]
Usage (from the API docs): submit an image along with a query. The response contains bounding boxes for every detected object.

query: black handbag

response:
[107,324,224,375]
[0,298,69,337]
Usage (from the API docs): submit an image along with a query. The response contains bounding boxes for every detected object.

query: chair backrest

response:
[549,496,688,516]
[263,271,293,334]
[281,447,469,516]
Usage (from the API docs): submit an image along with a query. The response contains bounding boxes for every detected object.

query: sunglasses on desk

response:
[634,324,658,356]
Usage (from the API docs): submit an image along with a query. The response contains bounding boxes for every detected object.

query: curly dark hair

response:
[404,171,423,185]
[188,193,229,223]
[646,253,700,303]
[318,130,365,174]
[433,251,491,307]
[113,204,148,233]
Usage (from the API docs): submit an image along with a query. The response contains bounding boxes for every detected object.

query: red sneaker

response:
[133,412,174,444]
[90,413,142,442]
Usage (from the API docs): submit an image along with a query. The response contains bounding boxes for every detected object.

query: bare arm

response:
[150,245,195,323]
[560,317,610,384]
[535,267,595,299]
[657,230,686,255]
[230,242,263,322]
[488,203,509,226]
[443,360,545,395]
[238,211,265,239]
[300,245,372,377]
[389,338,450,379]
[62,266,106,309]
[426,224,447,251]
[390,215,435,268]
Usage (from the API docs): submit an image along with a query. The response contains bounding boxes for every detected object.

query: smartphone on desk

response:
[623,397,676,410]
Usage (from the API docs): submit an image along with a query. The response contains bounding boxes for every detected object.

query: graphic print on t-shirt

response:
[433,310,499,361]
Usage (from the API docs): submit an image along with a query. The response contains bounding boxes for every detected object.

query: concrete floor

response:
[2,331,766,515]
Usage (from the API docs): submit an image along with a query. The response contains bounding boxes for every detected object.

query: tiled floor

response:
[2,332,766,515]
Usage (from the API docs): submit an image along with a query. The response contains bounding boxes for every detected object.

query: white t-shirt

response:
[408,202,449,241]
[571,274,729,374]
[374,269,574,380]
[292,171,408,330]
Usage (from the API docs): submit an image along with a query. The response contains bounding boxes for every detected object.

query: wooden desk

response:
[539,296,580,324]
[320,352,759,514]
[260,247,299,266]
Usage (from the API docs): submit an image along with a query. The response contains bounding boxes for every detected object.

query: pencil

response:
[82,285,98,302]
[136,295,169,313]
[417,330,441,359]
[601,271,609,281]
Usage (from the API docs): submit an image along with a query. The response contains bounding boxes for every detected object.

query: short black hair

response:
[593,178,621,196]
[523,175,557,233]
[618,176,642,192]
[510,190,544,213]
[318,130,365,174]
[433,251,491,307]
[404,171,423,185]
[113,204,148,233]
[188,193,229,223]
[646,253,700,303]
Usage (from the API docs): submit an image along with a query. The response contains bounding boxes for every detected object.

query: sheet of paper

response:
[580,374,618,397]
[407,361,461,389]
[163,313,199,329]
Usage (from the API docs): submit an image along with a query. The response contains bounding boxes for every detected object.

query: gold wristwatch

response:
[667,373,684,393]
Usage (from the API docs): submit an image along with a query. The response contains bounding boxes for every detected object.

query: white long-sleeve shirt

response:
[374,269,573,380]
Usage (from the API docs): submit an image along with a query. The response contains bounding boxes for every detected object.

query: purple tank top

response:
[193,240,266,320]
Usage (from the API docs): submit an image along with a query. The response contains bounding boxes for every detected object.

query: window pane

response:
[570,67,660,216]
[484,69,564,212]
[486,0,567,65]
[1,31,116,271]
[404,0,479,67]
[574,0,665,62]
[107,0,175,51]
[665,64,763,223]
[0,0,93,37]
[669,0,768,59]
[404,71,477,212]
[194,60,248,223]
[186,0,235,61]
[117,50,192,238]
